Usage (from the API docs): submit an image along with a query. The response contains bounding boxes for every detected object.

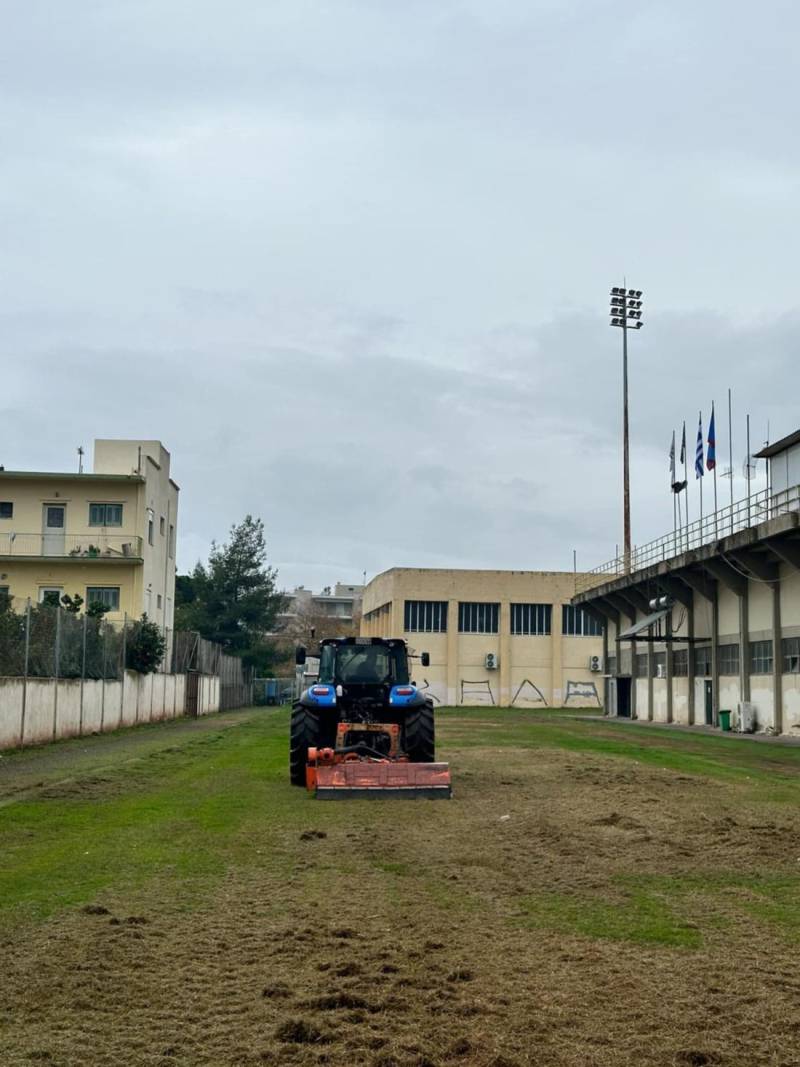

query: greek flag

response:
[695,412,704,478]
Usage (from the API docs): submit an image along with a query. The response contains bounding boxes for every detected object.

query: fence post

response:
[52,607,62,741]
[19,599,31,747]
[79,611,88,736]
[121,614,127,727]
[100,620,107,732]
[163,627,169,719]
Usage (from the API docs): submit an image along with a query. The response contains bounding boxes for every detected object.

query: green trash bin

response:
[718,709,732,732]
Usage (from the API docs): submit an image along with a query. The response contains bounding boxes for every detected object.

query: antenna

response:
[742,455,757,479]
[77,446,85,474]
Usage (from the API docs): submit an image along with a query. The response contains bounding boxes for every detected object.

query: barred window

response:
[750,640,773,674]
[607,655,617,675]
[86,586,120,610]
[0,502,13,519]
[783,637,800,674]
[404,600,448,633]
[652,652,666,676]
[718,644,739,676]
[694,645,712,676]
[458,602,499,634]
[511,603,551,636]
[89,503,123,526]
[673,649,689,676]
[562,605,603,637]
[636,653,649,677]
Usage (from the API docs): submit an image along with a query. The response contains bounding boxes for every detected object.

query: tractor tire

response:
[290,703,321,786]
[403,700,436,763]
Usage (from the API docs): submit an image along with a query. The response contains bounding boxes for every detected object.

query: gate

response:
[186,671,199,717]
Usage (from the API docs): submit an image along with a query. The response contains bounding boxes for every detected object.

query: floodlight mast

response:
[609,286,644,574]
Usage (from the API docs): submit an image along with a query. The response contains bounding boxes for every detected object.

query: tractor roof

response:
[320,636,406,649]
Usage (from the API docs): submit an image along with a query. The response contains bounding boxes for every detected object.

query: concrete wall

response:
[362,567,604,708]
[0,672,189,750]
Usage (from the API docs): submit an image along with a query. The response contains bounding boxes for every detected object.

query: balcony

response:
[576,484,800,595]
[0,533,144,561]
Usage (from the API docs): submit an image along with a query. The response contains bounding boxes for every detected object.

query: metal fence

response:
[171,631,253,710]
[576,483,800,594]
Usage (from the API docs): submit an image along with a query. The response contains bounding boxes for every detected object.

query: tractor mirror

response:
[421,652,430,667]
[295,645,307,666]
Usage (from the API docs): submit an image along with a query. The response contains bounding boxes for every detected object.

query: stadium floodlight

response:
[609,284,645,573]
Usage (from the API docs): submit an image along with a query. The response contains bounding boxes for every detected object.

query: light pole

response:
[609,285,644,573]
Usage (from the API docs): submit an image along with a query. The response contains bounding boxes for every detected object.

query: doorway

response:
[617,676,632,718]
[704,679,713,725]
[42,504,66,555]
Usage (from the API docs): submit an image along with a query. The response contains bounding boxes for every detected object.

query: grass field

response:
[4,707,800,1066]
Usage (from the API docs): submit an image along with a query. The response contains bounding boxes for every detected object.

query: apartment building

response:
[0,440,178,628]
[361,568,604,708]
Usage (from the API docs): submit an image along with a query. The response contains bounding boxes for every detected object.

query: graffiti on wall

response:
[417,679,442,704]
[564,680,602,707]
[510,679,548,706]
[460,679,496,705]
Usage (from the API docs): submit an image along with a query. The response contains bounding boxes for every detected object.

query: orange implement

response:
[309,759,452,799]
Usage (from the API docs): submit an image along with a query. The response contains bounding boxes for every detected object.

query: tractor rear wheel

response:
[403,700,435,763]
[290,703,321,786]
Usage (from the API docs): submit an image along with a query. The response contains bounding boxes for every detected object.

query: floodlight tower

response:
[609,285,644,573]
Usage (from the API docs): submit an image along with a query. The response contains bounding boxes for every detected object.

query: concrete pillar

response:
[499,601,511,707]
[739,585,750,703]
[665,611,674,724]
[647,640,654,722]
[687,599,695,726]
[711,590,720,725]
[602,623,609,712]
[447,599,459,706]
[551,603,563,707]
[772,580,783,733]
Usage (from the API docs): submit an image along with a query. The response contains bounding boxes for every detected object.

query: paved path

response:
[570,712,800,746]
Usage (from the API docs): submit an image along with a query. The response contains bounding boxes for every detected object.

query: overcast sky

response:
[2,1,798,590]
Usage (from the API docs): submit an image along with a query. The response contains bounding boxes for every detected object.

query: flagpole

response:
[728,388,734,535]
[712,401,718,539]
[682,421,689,550]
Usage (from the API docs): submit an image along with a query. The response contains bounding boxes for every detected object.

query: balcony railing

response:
[576,484,800,595]
[0,533,144,560]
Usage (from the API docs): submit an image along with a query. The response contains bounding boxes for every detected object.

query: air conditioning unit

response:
[485,652,499,670]
[656,664,666,679]
[589,655,602,673]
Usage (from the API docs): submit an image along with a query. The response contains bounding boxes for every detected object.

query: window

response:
[169,524,175,558]
[782,637,800,674]
[458,602,499,634]
[39,587,62,605]
[607,655,617,675]
[89,503,123,526]
[562,605,603,637]
[636,653,649,677]
[673,649,689,676]
[160,516,165,536]
[148,518,154,546]
[750,640,773,674]
[0,585,10,607]
[404,600,447,633]
[653,651,666,676]
[157,594,162,610]
[0,502,12,519]
[694,646,712,676]
[86,586,120,611]
[511,603,552,636]
[719,644,739,676]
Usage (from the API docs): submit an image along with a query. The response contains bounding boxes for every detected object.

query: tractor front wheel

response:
[403,700,435,763]
[290,703,321,786]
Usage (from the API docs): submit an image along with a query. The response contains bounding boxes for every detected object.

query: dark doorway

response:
[704,679,713,725]
[617,676,632,718]
[186,671,199,717]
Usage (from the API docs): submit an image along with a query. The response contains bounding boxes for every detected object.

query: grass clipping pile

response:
[5,724,800,1065]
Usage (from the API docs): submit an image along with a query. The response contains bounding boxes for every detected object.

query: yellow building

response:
[361,568,604,708]
[0,440,178,628]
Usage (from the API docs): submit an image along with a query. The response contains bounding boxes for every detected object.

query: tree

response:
[175,516,287,667]
[126,615,167,674]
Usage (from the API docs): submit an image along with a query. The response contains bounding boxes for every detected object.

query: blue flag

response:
[707,405,716,470]
[695,412,704,478]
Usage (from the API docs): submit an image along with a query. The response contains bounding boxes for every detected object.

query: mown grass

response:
[4,705,800,948]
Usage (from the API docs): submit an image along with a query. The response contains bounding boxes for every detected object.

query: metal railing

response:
[0,533,143,559]
[576,483,800,594]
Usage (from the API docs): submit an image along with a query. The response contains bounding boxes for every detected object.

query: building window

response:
[694,646,712,676]
[673,649,689,676]
[160,516,165,535]
[0,502,13,519]
[89,503,123,526]
[607,655,617,675]
[782,637,800,674]
[86,586,120,611]
[404,600,447,633]
[157,594,162,609]
[148,518,154,546]
[718,644,739,676]
[169,524,175,558]
[39,587,62,605]
[653,651,666,677]
[562,605,603,637]
[458,602,499,634]
[511,603,552,636]
[750,640,773,674]
[636,653,649,677]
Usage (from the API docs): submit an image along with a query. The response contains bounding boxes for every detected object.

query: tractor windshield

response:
[319,643,409,686]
